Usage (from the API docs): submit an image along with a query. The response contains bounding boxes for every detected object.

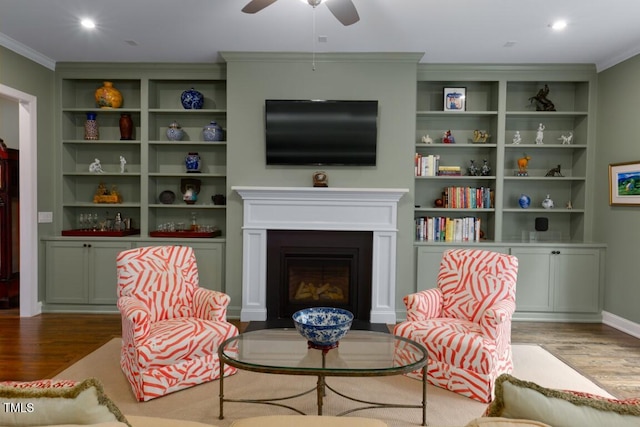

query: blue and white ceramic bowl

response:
[292,307,354,347]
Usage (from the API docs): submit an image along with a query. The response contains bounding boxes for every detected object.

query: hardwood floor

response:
[1,309,639,399]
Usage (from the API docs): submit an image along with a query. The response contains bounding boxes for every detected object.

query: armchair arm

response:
[480,299,516,342]
[117,296,151,343]
[403,288,444,321]
[192,288,230,321]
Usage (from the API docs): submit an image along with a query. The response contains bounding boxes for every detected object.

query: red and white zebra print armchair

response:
[394,248,518,403]
[116,245,239,401]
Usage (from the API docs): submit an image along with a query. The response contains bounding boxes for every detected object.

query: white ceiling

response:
[1,0,639,72]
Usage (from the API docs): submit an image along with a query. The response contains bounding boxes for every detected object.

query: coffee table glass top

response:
[219,328,427,376]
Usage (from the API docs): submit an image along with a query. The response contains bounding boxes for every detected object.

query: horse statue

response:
[529,84,556,111]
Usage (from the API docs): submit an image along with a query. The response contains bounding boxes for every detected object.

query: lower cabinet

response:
[134,241,225,292]
[415,244,604,321]
[45,240,133,305]
[510,246,603,320]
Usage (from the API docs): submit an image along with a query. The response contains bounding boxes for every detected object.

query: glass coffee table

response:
[218,328,428,425]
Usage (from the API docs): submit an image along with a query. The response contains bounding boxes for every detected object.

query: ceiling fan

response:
[242,0,360,26]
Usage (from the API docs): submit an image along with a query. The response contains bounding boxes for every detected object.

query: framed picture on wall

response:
[609,161,640,205]
[443,87,466,112]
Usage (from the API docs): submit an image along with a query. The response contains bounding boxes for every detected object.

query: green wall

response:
[0,45,55,304]
[223,52,420,317]
[596,55,640,324]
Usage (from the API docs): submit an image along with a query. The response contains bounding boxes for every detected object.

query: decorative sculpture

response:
[545,164,564,177]
[529,84,556,111]
[89,158,104,173]
[443,130,455,144]
[516,154,531,176]
[421,134,433,144]
[473,130,490,143]
[535,123,545,145]
[558,131,573,145]
[512,131,522,145]
[119,156,127,174]
[468,160,479,176]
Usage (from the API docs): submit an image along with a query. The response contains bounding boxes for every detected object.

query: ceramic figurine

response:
[421,134,433,144]
[542,194,554,209]
[119,156,127,173]
[512,131,522,145]
[89,158,104,173]
[535,123,545,145]
[516,154,531,176]
[558,131,573,145]
[473,130,490,143]
[545,164,563,177]
[443,130,455,144]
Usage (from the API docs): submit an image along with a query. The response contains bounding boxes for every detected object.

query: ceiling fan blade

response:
[325,0,360,26]
[242,0,279,14]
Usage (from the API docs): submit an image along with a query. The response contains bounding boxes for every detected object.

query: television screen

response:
[265,99,378,166]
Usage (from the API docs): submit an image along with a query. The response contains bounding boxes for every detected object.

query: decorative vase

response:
[94,81,123,109]
[166,121,184,141]
[542,194,554,209]
[202,121,223,141]
[181,88,204,110]
[119,113,133,140]
[518,194,531,209]
[84,112,99,140]
[185,152,201,173]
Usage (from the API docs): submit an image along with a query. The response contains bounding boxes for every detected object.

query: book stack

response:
[414,153,440,176]
[415,216,482,242]
[437,165,461,176]
[442,186,492,209]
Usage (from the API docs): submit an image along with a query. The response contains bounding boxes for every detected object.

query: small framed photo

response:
[444,87,466,112]
[609,161,640,206]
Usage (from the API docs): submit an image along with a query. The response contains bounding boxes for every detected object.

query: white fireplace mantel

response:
[233,186,408,324]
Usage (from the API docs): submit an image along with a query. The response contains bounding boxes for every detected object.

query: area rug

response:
[54,339,613,427]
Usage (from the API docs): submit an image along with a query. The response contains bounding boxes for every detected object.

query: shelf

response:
[149,230,221,238]
[61,229,140,237]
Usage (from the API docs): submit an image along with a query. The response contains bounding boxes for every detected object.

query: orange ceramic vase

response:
[95,81,123,109]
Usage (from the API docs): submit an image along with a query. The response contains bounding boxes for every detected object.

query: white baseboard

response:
[602,311,640,339]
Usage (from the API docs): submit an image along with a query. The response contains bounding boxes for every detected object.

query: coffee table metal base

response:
[218,365,427,425]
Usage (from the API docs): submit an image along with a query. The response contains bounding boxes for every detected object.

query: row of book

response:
[415,153,462,177]
[415,216,482,242]
[442,186,493,209]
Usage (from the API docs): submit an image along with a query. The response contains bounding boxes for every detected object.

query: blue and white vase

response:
[202,121,223,141]
[166,121,184,141]
[185,152,201,173]
[518,194,531,209]
[180,88,204,109]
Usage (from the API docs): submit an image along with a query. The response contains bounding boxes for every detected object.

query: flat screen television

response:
[265,99,378,166]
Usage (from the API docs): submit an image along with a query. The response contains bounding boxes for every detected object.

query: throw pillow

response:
[0,378,130,427]
[485,374,640,427]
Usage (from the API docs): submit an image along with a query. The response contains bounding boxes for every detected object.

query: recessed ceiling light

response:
[550,20,567,31]
[80,18,96,29]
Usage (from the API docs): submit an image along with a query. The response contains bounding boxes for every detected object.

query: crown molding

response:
[0,32,55,70]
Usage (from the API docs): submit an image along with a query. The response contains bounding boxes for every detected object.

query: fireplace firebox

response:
[266,230,373,321]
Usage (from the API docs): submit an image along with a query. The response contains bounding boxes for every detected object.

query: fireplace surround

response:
[233,186,408,324]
